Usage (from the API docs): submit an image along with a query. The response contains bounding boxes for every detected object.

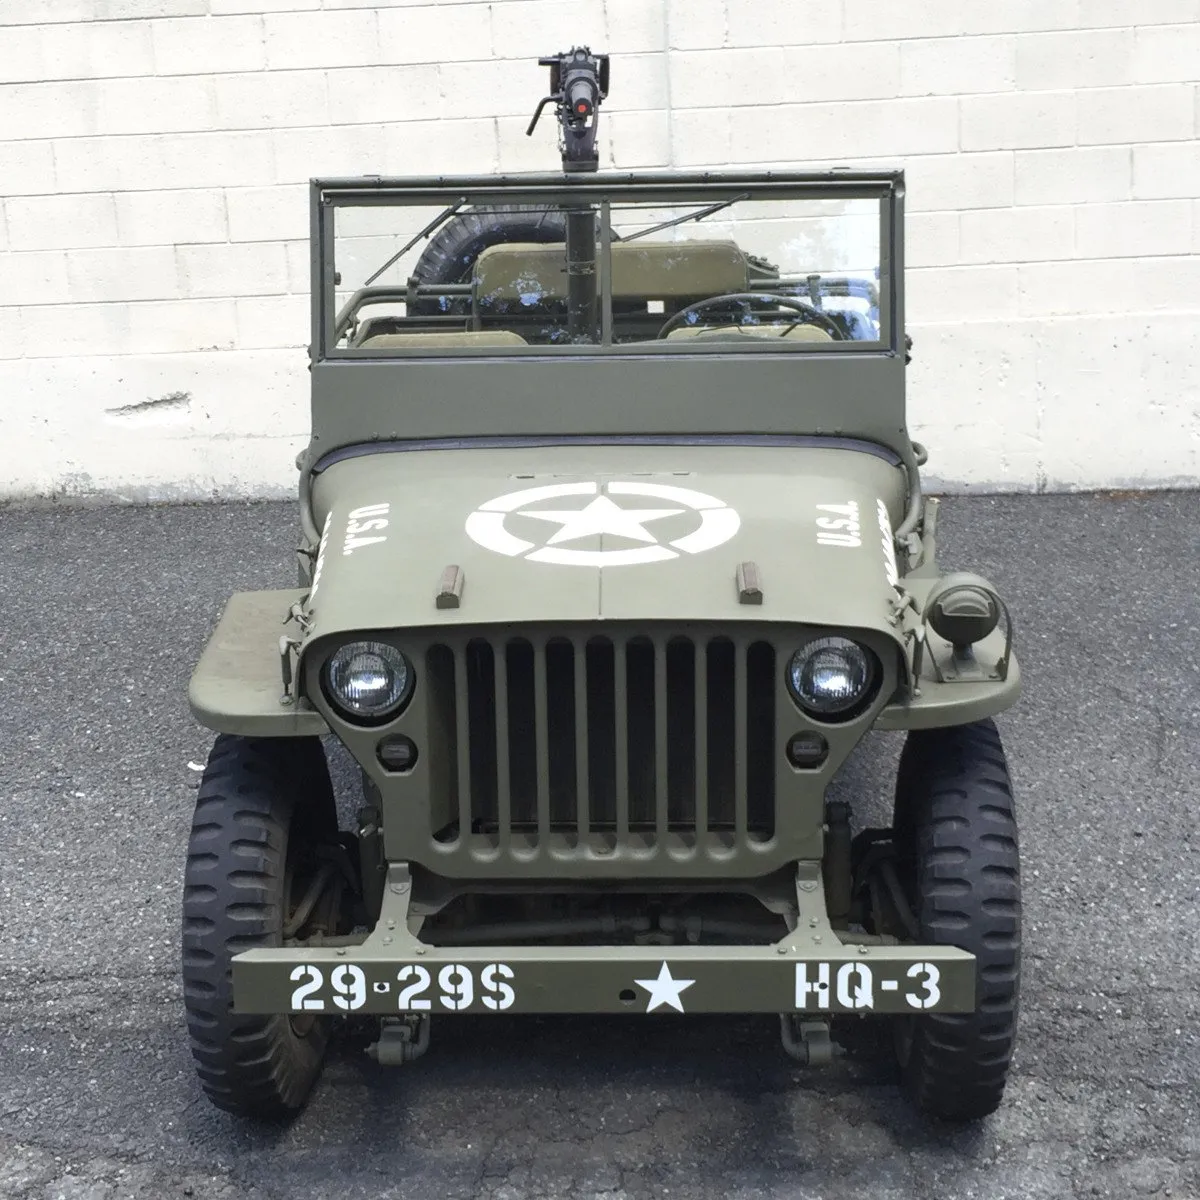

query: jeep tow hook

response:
[366,1015,431,1066]
[779,1015,839,1067]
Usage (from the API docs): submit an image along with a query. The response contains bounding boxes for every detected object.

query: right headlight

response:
[324,641,413,722]
[787,636,877,719]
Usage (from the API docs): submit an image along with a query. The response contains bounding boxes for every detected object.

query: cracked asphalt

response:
[0,492,1198,1200]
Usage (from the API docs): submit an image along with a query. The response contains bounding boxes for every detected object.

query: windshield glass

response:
[323,181,893,356]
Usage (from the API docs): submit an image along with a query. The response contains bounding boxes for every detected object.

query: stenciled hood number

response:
[465,481,741,567]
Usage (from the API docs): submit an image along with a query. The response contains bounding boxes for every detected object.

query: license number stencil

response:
[794,961,943,1011]
[287,963,517,1013]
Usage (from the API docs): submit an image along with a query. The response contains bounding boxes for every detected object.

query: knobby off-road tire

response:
[892,718,1021,1122]
[182,734,339,1118]
[412,203,572,288]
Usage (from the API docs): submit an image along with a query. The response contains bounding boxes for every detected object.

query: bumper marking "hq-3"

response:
[796,961,942,1010]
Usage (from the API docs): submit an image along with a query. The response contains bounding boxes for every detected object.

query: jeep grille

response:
[424,633,777,863]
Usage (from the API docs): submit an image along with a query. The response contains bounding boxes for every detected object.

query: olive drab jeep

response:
[183,49,1021,1122]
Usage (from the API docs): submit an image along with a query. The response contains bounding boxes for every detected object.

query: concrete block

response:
[1132,23,1200,84]
[489,1,607,62]
[605,0,667,53]
[959,205,1074,264]
[115,189,228,247]
[177,242,289,298]
[152,15,267,76]
[0,80,103,141]
[842,0,965,41]
[18,303,129,359]
[1015,28,1132,91]
[0,20,154,84]
[0,307,25,361]
[0,251,71,306]
[284,240,311,295]
[1078,0,1200,28]
[55,130,277,193]
[1017,258,1138,316]
[961,91,1076,152]
[235,294,311,350]
[1015,145,1131,206]
[265,10,382,71]
[226,184,308,243]
[1033,316,1200,487]
[676,96,960,166]
[6,193,119,251]
[666,0,725,51]
[94,0,205,15]
[326,65,442,126]
[127,298,239,353]
[380,114,498,174]
[1075,200,1193,259]
[0,0,90,23]
[601,108,671,170]
[1076,85,1194,146]
[724,0,842,47]
[96,75,218,137]
[672,43,901,109]
[906,319,1042,489]
[210,0,318,12]
[904,151,1015,212]
[1133,142,1200,200]
[906,211,960,268]
[900,35,1016,98]
[213,71,329,131]
[907,264,1019,322]
[271,124,385,184]
[0,140,58,197]
[67,246,181,303]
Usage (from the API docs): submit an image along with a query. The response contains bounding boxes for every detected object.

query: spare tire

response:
[412,204,570,286]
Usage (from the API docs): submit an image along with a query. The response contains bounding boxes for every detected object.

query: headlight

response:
[787,637,876,718]
[324,641,412,721]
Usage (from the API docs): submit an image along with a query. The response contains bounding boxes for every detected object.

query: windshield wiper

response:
[364,199,466,286]
[616,193,748,243]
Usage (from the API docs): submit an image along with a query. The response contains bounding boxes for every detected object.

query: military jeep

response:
[183,51,1020,1123]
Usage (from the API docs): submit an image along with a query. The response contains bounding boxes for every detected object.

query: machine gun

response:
[526,46,610,173]
[526,47,610,339]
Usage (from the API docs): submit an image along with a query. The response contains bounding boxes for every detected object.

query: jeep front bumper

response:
[233,867,975,1017]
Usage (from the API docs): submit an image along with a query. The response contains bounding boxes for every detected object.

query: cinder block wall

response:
[1,0,1198,500]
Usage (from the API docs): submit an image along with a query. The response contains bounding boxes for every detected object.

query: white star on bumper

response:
[634,962,696,1013]
[518,494,684,545]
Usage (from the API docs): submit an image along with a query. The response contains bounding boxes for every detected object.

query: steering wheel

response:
[656,292,845,340]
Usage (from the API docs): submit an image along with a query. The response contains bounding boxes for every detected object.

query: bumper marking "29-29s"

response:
[290,962,517,1012]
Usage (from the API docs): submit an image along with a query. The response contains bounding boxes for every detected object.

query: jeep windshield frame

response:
[311,172,904,361]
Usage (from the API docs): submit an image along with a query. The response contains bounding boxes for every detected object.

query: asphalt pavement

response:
[0,492,1198,1200]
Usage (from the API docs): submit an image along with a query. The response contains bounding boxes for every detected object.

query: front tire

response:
[181,734,341,1118]
[892,719,1021,1121]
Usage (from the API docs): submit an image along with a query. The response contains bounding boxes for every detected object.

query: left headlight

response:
[324,641,413,721]
[787,636,877,719]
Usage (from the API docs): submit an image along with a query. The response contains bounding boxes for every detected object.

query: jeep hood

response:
[304,442,907,644]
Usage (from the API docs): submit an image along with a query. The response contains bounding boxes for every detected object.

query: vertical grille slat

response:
[435,629,776,864]
[533,639,551,842]
[733,638,749,840]
[573,641,590,839]
[453,646,472,843]
[613,638,630,840]
[693,639,708,847]
[653,638,669,842]
[493,646,511,851]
